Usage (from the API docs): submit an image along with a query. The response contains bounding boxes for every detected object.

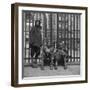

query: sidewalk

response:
[24,65,80,77]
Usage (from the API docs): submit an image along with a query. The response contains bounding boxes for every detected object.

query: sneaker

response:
[54,66,58,70]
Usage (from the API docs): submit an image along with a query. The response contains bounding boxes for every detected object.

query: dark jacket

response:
[29,26,42,47]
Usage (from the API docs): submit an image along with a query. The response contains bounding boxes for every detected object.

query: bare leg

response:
[53,58,58,70]
[31,46,35,67]
[63,55,67,69]
[40,56,44,70]
[50,55,54,70]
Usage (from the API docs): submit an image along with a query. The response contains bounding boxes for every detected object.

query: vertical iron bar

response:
[77,15,79,62]
[67,14,69,63]
[25,12,27,63]
[61,14,63,43]
[57,13,59,49]
[44,13,47,38]
[64,14,65,44]
[29,12,30,64]
[65,14,67,50]
[78,15,80,63]
[65,14,66,50]
[73,14,75,63]
[68,14,71,63]
[76,15,78,62]
[50,13,52,46]
[75,15,76,62]
[70,14,72,63]
[79,15,81,64]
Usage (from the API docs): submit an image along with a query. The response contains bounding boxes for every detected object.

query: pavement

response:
[24,65,80,77]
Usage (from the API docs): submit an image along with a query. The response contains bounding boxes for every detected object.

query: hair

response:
[35,20,41,25]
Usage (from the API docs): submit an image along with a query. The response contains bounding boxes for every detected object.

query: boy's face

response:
[35,21,40,26]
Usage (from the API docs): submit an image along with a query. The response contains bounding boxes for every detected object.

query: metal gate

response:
[22,11,81,65]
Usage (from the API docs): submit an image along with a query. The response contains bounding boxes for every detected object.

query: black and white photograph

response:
[22,11,81,77]
[11,3,88,87]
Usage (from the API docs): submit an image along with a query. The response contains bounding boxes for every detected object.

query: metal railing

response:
[22,11,81,66]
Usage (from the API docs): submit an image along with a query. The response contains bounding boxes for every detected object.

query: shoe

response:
[64,66,67,69]
[54,66,58,70]
[50,66,53,70]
